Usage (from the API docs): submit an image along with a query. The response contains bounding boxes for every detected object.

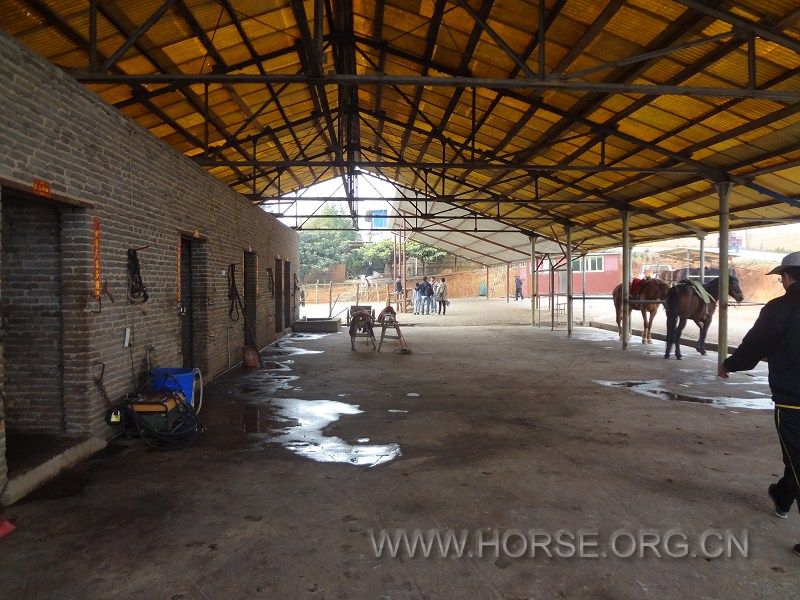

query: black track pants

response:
[773,406,800,513]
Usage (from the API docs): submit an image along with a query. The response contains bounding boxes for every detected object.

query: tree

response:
[406,240,446,274]
[298,205,358,278]
[345,238,394,276]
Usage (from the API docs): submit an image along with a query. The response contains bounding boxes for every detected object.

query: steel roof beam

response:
[409,0,495,190]
[672,0,800,54]
[288,0,341,170]
[444,0,568,195]
[453,0,536,78]
[395,209,531,258]
[545,63,800,204]
[70,72,800,100]
[20,0,260,186]
[175,0,225,67]
[111,45,303,109]
[397,0,448,182]
[192,158,702,174]
[259,196,606,204]
[214,0,312,178]
[95,2,250,170]
[100,0,177,72]
[560,31,735,80]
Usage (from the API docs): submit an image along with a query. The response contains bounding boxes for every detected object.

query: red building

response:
[516,252,621,296]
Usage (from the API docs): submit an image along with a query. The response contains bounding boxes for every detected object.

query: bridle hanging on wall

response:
[266,267,275,298]
[227,263,241,322]
[127,248,149,304]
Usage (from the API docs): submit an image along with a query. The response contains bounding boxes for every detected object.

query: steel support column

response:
[699,234,706,283]
[550,257,555,331]
[486,265,490,300]
[530,236,537,326]
[581,254,587,325]
[621,210,631,349]
[715,181,732,371]
[566,222,573,337]
[506,263,510,303]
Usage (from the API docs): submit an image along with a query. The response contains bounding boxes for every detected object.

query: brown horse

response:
[612,278,672,343]
[664,275,745,359]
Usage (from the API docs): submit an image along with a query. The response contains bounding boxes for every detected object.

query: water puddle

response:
[573,329,621,342]
[262,361,293,372]
[204,332,399,466]
[263,344,324,357]
[286,333,330,341]
[229,374,299,396]
[594,379,772,410]
[269,398,401,467]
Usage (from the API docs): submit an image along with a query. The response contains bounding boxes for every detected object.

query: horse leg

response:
[664,310,674,359]
[675,317,687,359]
[649,308,658,343]
[640,308,647,343]
[697,314,713,355]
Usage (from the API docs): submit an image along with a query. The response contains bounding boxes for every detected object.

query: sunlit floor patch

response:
[594,379,772,410]
[262,344,324,357]
[269,398,401,467]
[286,333,330,341]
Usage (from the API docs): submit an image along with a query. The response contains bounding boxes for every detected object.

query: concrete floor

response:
[1,325,798,599]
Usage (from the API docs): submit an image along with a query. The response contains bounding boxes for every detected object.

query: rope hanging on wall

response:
[127,249,149,304]
[228,263,241,322]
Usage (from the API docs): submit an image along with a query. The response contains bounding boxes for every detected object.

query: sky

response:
[263,171,399,241]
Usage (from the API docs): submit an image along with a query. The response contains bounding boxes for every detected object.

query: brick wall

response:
[1,195,64,432]
[0,31,299,491]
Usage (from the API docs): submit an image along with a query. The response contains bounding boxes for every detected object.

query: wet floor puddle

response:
[207,333,401,467]
[594,379,772,410]
[206,397,401,467]
[269,398,401,466]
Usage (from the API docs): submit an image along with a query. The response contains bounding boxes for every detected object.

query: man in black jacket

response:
[719,252,800,555]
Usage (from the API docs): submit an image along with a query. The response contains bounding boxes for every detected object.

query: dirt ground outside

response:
[300,296,767,347]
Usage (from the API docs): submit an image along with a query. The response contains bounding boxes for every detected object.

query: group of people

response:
[394,275,449,315]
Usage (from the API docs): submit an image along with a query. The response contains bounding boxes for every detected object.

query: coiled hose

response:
[107,393,204,451]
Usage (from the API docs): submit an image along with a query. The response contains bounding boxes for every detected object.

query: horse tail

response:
[665,285,679,344]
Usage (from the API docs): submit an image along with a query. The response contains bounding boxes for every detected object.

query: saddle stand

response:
[349,311,376,351]
[377,314,412,353]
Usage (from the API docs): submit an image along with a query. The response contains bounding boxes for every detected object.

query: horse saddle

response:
[629,277,647,298]
[680,279,712,318]
[348,311,374,337]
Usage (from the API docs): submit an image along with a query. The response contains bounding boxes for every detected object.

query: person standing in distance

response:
[436,277,448,315]
[719,252,800,556]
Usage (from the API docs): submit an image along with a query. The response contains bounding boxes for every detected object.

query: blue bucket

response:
[150,368,196,407]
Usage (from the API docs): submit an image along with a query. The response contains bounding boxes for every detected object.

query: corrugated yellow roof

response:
[1,0,799,256]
